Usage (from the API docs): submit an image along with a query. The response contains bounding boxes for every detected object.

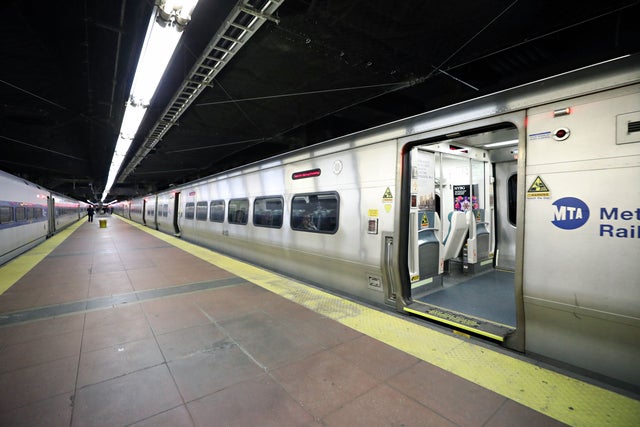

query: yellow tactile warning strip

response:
[0,220,84,295]
[3,216,639,426]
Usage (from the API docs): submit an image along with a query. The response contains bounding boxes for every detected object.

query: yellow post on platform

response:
[99,219,107,228]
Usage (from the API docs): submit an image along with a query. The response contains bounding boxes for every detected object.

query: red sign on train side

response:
[292,168,321,180]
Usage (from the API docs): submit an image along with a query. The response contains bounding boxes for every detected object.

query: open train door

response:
[398,116,525,351]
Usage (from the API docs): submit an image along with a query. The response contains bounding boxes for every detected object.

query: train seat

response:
[474,209,491,260]
[442,211,468,260]
[418,211,440,278]
[468,209,490,261]
[466,210,476,241]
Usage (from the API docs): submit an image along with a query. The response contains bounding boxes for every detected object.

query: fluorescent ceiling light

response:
[483,139,519,148]
[100,0,200,202]
[129,19,182,107]
[119,104,147,141]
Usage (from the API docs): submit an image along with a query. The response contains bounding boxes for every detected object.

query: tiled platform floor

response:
[0,216,576,426]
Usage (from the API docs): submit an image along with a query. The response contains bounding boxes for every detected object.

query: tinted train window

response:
[253,196,283,228]
[0,206,13,223]
[508,174,517,226]
[228,198,249,224]
[15,207,26,221]
[291,192,339,233]
[196,201,208,221]
[34,207,43,218]
[210,200,225,222]
[185,202,195,220]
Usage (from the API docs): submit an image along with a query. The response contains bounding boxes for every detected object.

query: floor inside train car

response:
[416,270,516,327]
[0,215,638,426]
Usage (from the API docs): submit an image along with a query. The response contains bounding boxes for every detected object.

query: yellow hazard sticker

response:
[527,176,550,199]
[382,187,393,213]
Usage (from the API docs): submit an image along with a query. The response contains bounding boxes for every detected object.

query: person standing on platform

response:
[87,205,95,222]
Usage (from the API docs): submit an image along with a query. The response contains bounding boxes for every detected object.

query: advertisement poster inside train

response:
[453,184,479,212]
[412,150,436,211]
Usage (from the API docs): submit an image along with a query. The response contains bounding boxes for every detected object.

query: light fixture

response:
[483,139,519,148]
[100,0,200,202]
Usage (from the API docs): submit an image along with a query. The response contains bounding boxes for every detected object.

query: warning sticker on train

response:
[382,187,393,213]
[526,176,550,199]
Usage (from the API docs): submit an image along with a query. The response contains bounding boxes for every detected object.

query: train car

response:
[122,54,640,388]
[49,191,87,234]
[128,197,146,226]
[112,200,129,218]
[0,170,87,266]
[154,190,180,235]
[0,170,50,265]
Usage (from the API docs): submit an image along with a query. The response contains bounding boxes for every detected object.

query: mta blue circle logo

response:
[551,197,590,230]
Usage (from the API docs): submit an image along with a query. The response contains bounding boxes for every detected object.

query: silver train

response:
[117,54,639,389]
[0,170,88,266]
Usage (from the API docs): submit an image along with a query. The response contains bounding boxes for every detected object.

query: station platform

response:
[0,215,638,426]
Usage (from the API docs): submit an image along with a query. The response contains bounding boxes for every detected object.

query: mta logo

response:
[551,197,590,230]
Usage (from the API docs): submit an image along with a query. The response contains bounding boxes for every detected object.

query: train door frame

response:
[152,196,159,230]
[494,161,518,271]
[393,112,527,351]
[47,196,56,237]
[172,192,181,236]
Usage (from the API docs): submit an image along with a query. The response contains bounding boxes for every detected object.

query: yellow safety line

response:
[117,216,640,426]
[6,215,639,426]
[0,220,84,295]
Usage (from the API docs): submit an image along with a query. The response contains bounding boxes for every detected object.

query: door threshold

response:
[404,301,515,342]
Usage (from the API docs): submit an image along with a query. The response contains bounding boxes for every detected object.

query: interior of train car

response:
[403,124,520,342]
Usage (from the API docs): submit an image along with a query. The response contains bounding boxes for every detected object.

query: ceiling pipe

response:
[108,0,128,121]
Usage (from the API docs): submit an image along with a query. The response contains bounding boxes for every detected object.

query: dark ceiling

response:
[2,0,639,202]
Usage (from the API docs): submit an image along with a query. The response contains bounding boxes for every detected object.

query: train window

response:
[196,201,208,221]
[209,200,225,222]
[253,196,283,228]
[185,202,195,220]
[0,206,13,223]
[291,192,339,233]
[15,206,26,221]
[162,204,169,217]
[228,198,249,224]
[508,174,517,226]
